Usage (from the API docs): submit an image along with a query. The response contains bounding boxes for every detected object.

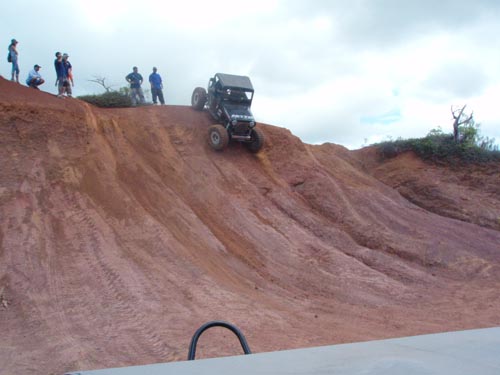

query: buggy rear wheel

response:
[208,124,229,151]
[246,127,264,153]
[191,87,207,110]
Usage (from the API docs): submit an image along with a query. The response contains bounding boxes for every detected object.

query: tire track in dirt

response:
[45,216,85,354]
[48,187,115,366]
[109,224,184,361]
[60,187,176,361]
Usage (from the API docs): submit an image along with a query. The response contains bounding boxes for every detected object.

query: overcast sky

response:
[2,0,499,149]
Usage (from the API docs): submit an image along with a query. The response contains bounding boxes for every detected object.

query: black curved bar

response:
[187,320,252,360]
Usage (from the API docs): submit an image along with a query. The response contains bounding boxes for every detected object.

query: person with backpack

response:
[125,66,145,106]
[25,64,45,89]
[8,39,20,83]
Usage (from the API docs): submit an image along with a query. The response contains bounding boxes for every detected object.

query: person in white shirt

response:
[26,64,45,89]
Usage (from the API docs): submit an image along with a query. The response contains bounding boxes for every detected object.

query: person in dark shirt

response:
[148,67,165,105]
[125,66,145,106]
[54,52,67,97]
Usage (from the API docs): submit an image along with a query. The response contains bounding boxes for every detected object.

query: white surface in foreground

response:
[66,327,500,375]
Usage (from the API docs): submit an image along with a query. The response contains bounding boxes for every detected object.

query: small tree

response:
[451,105,474,143]
[88,75,115,93]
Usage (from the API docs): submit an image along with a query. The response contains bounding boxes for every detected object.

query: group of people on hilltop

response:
[126,66,165,106]
[7,38,74,97]
[7,38,166,105]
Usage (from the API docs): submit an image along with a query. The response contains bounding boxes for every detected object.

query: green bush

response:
[78,91,133,108]
[376,130,500,165]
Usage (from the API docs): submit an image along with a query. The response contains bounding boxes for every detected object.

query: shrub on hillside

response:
[78,91,133,108]
[376,130,500,165]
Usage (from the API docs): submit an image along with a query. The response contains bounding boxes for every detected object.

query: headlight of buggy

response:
[249,121,255,128]
[231,119,238,126]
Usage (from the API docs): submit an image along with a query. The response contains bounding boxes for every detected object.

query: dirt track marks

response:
[58,188,175,362]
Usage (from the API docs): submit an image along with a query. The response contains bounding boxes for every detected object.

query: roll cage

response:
[208,73,254,104]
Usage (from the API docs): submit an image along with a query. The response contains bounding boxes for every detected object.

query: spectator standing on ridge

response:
[54,52,65,97]
[62,53,73,97]
[125,66,145,106]
[8,39,20,83]
[149,67,165,105]
[25,64,45,89]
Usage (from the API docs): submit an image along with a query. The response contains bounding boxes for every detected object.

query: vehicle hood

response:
[223,103,254,121]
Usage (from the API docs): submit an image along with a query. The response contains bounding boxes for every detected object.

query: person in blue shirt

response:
[148,67,165,105]
[26,64,45,89]
[54,52,68,97]
[125,66,145,106]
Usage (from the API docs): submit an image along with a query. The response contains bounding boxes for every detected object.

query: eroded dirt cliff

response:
[1,77,499,375]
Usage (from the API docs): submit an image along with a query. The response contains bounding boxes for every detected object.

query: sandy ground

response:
[1,77,499,375]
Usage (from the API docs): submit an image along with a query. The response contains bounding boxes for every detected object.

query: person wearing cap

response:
[62,53,74,88]
[149,67,165,105]
[25,64,45,89]
[61,53,73,97]
[125,66,145,106]
[8,39,20,83]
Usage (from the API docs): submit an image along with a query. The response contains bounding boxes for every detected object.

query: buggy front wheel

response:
[191,87,207,110]
[246,128,264,153]
[208,124,229,151]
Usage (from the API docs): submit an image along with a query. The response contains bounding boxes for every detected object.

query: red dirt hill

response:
[1,77,499,375]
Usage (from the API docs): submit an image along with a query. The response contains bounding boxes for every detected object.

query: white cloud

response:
[74,0,128,33]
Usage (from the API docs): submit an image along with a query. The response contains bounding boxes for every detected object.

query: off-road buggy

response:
[191,73,264,152]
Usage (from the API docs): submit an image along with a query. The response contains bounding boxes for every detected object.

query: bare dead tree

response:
[88,75,114,93]
[451,105,474,143]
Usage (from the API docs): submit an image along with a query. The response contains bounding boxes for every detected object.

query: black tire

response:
[208,124,229,151]
[246,127,265,153]
[191,87,207,110]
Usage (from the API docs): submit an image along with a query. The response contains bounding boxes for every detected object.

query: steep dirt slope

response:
[351,147,500,231]
[1,78,499,375]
